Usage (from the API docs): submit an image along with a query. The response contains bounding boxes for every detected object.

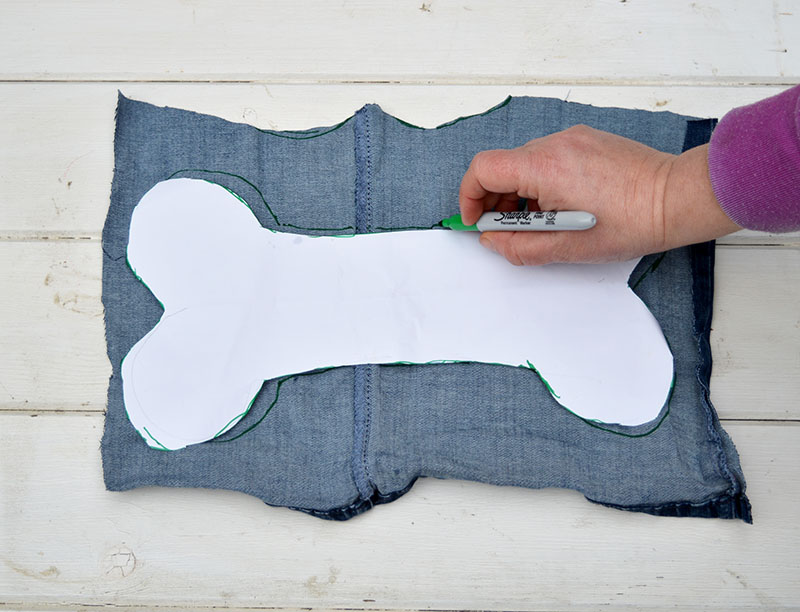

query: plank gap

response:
[0,233,100,242]
[1,76,799,87]
[1,408,799,426]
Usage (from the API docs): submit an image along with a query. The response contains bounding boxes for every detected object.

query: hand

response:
[458,125,741,265]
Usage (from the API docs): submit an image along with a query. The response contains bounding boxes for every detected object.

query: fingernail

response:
[480,235,495,252]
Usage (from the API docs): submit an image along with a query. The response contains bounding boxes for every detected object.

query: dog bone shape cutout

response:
[122,178,674,450]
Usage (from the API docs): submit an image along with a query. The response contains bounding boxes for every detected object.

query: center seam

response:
[352,106,376,501]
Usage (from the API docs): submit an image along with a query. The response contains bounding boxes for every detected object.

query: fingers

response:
[461,142,594,264]
[479,230,595,266]
[458,126,688,266]
[459,149,527,224]
[496,193,521,213]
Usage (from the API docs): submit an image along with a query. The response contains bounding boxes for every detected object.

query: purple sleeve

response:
[708,85,800,232]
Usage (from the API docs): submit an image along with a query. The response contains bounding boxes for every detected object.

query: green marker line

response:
[212,410,250,439]
[631,252,667,290]
[142,427,170,451]
[281,222,355,233]
[254,116,353,140]
[167,169,361,233]
[524,360,561,399]
[374,224,441,232]
[212,368,337,444]
[391,96,512,130]
[573,373,675,438]
[125,257,165,315]
[166,169,281,225]
[219,184,253,210]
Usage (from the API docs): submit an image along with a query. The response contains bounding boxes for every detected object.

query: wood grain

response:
[1,414,798,610]
[1,1,798,83]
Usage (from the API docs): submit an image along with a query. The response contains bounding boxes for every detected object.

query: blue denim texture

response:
[102,94,751,522]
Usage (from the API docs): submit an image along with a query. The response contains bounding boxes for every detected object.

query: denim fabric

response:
[102,93,751,522]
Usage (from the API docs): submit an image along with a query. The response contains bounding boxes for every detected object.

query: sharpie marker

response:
[439,210,596,231]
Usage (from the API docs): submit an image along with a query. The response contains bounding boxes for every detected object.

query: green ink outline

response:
[524,360,561,398]
[236,95,510,137]
[383,358,672,438]
[168,170,445,235]
[374,224,440,232]
[390,95,512,130]
[573,373,675,438]
[166,169,356,233]
[213,409,250,438]
[126,257,164,311]
[254,116,353,140]
[212,368,336,444]
[631,252,667,290]
[142,426,169,451]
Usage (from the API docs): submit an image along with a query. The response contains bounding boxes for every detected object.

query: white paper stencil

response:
[122,178,674,450]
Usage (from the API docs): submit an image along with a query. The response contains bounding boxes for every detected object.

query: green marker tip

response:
[440,213,478,232]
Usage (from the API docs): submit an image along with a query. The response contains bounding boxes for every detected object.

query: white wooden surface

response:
[1,2,799,610]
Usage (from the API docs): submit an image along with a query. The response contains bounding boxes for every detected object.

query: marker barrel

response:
[476,210,596,231]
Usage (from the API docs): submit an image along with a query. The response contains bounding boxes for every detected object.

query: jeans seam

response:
[351,106,376,501]
[690,240,740,499]
[682,122,742,501]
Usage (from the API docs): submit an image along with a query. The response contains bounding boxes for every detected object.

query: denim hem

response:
[586,491,753,522]
[289,479,418,521]
[683,118,718,151]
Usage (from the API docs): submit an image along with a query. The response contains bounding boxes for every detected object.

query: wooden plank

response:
[0,242,110,410]
[0,1,798,83]
[1,82,799,242]
[0,414,797,610]
[711,246,800,420]
[721,229,800,246]
[0,242,798,421]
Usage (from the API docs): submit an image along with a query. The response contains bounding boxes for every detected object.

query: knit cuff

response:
[708,85,800,232]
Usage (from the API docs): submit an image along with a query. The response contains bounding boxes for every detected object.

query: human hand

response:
[459,125,741,265]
